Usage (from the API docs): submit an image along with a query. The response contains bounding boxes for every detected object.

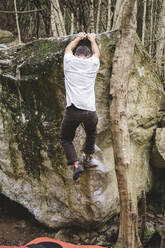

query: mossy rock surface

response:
[0,32,165,228]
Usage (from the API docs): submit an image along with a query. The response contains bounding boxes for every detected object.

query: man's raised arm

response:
[87,33,100,59]
[65,32,86,54]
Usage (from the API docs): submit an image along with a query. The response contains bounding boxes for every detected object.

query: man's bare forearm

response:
[87,33,100,58]
[90,40,100,58]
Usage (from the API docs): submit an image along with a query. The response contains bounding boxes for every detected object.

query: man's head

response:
[75,45,91,58]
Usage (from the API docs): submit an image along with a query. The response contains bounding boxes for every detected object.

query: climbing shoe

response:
[82,155,98,168]
[73,162,84,180]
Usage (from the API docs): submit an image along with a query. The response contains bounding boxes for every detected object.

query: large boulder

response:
[0,32,164,229]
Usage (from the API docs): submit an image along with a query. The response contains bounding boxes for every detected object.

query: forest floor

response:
[0,194,162,248]
[0,194,56,246]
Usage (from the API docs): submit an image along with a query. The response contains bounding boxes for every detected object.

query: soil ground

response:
[0,194,56,246]
[0,194,162,248]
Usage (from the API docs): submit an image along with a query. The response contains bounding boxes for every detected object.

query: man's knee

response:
[60,137,73,148]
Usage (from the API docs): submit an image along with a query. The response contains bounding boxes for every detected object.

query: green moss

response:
[141,228,162,248]
[14,39,64,79]
[0,71,66,180]
[38,41,54,58]
[143,228,155,243]
[101,34,112,50]
[156,227,162,236]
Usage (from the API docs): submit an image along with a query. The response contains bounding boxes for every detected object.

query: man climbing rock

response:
[61,32,100,180]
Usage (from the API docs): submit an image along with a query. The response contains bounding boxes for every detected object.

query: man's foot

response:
[82,154,98,168]
[73,162,84,180]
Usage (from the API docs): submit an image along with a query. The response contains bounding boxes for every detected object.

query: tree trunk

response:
[109,0,142,247]
[51,0,58,37]
[141,190,147,241]
[96,0,101,33]
[156,0,165,78]
[107,0,112,31]
[89,0,95,32]
[51,0,66,37]
[70,12,74,34]
[160,210,165,248]
[142,0,147,45]
[14,0,22,44]
[55,0,66,35]
[149,0,153,55]
[112,0,123,29]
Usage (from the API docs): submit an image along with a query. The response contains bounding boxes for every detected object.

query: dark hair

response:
[75,45,91,57]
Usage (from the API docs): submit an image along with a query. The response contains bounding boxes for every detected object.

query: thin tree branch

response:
[0,8,46,14]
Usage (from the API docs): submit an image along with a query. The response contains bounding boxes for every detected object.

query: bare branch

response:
[0,8,46,14]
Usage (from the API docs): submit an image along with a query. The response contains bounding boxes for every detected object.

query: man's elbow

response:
[65,47,73,54]
[94,51,100,58]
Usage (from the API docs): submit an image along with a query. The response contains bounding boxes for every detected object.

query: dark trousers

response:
[60,105,98,165]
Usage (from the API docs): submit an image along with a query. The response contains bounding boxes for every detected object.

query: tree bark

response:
[51,0,66,37]
[142,0,147,45]
[89,0,95,32]
[109,0,142,247]
[14,0,22,44]
[55,0,66,36]
[112,0,123,29]
[70,12,74,34]
[51,0,58,37]
[141,190,146,241]
[149,0,154,55]
[96,0,101,33]
[156,0,165,78]
[107,0,112,31]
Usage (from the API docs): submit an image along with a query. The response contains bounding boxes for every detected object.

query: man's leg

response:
[60,109,84,180]
[82,111,98,167]
[60,110,79,165]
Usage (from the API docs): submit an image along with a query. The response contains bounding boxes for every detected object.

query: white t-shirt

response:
[63,53,100,111]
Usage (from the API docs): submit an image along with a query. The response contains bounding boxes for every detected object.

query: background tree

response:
[109,0,142,247]
[51,0,66,37]
[107,0,113,30]
[149,0,153,55]
[96,0,101,33]
[51,0,58,37]
[89,0,95,32]
[112,0,123,29]
[142,0,147,45]
[13,0,21,43]
[156,0,165,79]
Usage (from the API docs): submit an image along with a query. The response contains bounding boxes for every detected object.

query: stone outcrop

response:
[0,32,165,229]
